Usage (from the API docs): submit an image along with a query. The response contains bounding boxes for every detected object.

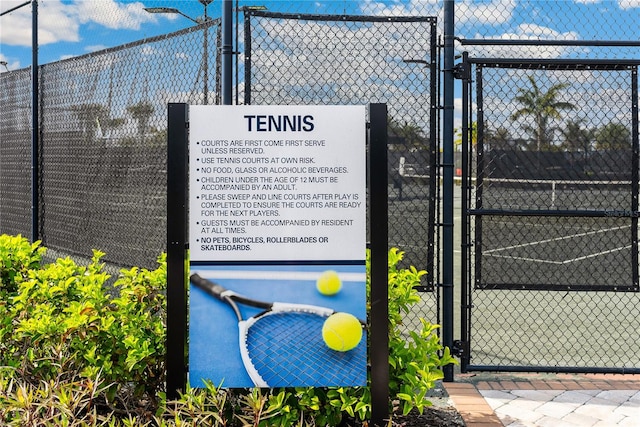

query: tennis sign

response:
[186,105,367,388]
[189,105,366,262]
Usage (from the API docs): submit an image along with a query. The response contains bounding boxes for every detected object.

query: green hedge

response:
[0,234,455,426]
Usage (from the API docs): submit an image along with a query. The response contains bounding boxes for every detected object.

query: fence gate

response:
[459,57,640,373]
[243,11,440,327]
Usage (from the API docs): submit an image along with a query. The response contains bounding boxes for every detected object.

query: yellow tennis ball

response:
[316,270,342,295]
[322,312,363,352]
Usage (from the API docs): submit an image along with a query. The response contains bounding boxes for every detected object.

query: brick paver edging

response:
[444,382,504,427]
[474,373,640,393]
[443,374,640,427]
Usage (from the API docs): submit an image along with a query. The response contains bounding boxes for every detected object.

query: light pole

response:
[200,0,213,105]
[1,0,39,242]
[145,0,213,104]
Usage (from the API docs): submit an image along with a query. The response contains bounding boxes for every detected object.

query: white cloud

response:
[85,45,108,53]
[359,0,440,17]
[514,23,579,40]
[1,0,78,46]
[467,24,580,58]
[140,46,158,56]
[574,0,640,10]
[456,0,516,25]
[0,0,155,47]
[618,0,640,8]
[454,97,463,134]
[73,0,155,30]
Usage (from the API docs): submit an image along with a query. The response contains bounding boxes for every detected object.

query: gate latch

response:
[452,62,470,80]
[452,340,466,358]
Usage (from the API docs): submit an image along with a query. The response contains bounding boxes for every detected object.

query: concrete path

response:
[444,373,640,427]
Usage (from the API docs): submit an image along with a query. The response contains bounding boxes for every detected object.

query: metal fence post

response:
[442,0,455,382]
[222,0,232,105]
[31,0,39,243]
[166,103,189,398]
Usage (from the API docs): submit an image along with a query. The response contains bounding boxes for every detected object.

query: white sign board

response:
[188,105,367,388]
[189,105,366,262]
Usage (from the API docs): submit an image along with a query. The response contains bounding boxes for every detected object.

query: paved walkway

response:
[443,373,640,427]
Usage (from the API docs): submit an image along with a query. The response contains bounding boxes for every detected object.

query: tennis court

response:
[467,289,640,369]
[463,176,640,370]
[477,216,635,291]
[469,177,636,289]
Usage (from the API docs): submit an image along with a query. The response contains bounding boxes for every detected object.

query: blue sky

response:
[0,0,361,68]
[2,0,639,72]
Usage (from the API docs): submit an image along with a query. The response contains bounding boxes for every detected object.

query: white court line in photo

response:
[483,225,632,265]
[192,270,366,282]
[487,245,632,265]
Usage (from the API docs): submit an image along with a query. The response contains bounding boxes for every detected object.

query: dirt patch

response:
[391,406,466,426]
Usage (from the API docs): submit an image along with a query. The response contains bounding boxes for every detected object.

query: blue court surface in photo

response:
[188,264,367,388]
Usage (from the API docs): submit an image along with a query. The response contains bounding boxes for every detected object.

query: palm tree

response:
[454,121,477,151]
[388,117,428,151]
[561,119,596,175]
[510,75,575,151]
[485,126,513,150]
[71,103,108,140]
[561,119,595,154]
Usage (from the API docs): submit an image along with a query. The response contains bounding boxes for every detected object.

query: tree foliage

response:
[510,75,575,151]
[126,101,155,137]
[388,117,429,151]
[561,119,595,153]
[595,122,631,150]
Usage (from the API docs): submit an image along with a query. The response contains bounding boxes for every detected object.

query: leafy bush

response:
[385,247,457,415]
[0,234,45,297]
[0,367,118,426]
[0,235,166,411]
[0,234,455,425]
[0,235,46,384]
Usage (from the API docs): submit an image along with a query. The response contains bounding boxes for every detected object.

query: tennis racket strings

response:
[241,309,366,387]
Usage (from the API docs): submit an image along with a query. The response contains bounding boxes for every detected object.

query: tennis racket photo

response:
[189,273,367,388]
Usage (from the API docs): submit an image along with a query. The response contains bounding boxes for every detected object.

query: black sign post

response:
[166,103,189,399]
[369,103,389,426]
[166,103,389,423]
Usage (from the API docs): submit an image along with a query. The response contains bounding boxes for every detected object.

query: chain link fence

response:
[472,62,638,290]
[456,0,640,61]
[2,4,442,278]
[1,20,221,269]
[2,0,640,372]
[244,11,438,286]
[1,2,442,331]
[0,68,32,238]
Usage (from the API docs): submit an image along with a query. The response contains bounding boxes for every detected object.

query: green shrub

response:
[1,247,166,408]
[0,235,46,382]
[385,247,457,415]
[0,367,118,426]
[0,234,45,297]
[0,235,454,425]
